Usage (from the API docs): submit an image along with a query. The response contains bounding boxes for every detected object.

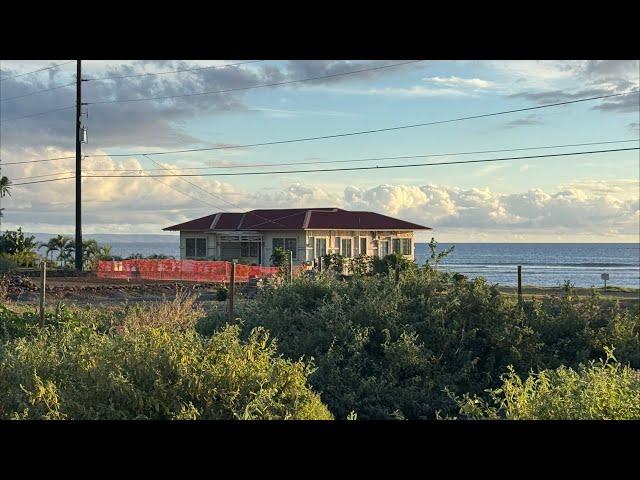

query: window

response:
[272,238,297,259]
[392,238,401,254]
[186,238,207,258]
[315,238,327,257]
[285,238,297,259]
[401,238,412,255]
[241,242,259,257]
[334,236,341,254]
[341,238,352,258]
[380,241,389,256]
[360,237,367,256]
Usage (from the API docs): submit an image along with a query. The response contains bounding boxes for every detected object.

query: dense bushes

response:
[198,269,639,419]
[2,269,638,420]
[454,349,640,420]
[0,298,331,420]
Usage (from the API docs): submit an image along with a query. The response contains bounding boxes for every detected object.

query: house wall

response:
[179,231,218,259]
[305,230,415,261]
[261,230,307,266]
[179,229,416,264]
[179,231,261,263]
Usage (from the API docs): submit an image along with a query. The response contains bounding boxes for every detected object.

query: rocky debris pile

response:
[0,275,39,297]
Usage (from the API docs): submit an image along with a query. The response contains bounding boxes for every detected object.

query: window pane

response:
[273,238,284,250]
[186,238,195,258]
[334,236,340,252]
[316,238,327,257]
[360,238,367,256]
[285,238,297,259]
[196,238,207,257]
[341,238,352,258]
[380,241,389,256]
[401,238,412,255]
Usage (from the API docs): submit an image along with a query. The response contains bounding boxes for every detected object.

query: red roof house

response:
[164,208,430,265]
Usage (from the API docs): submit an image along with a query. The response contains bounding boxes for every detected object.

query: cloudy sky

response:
[1,59,638,242]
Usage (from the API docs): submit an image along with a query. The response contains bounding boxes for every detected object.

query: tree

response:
[38,239,59,262]
[425,237,455,271]
[0,176,11,231]
[0,228,37,255]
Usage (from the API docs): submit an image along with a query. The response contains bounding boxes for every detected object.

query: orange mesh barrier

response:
[96,260,280,283]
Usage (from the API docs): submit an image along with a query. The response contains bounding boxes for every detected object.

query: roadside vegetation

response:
[0,293,331,420]
[198,267,639,420]
[1,232,638,420]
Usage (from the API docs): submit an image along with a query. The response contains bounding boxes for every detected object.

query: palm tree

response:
[38,239,59,261]
[0,176,11,231]
[82,239,100,269]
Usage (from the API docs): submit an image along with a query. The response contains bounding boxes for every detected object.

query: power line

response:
[0,60,74,82]
[8,139,638,180]
[0,105,74,123]
[11,147,638,194]
[81,138,639,173]
[142,172,222,210]
[140,155,296,229]
[81,147,639,179]
[0,155,76,166]
[87,91,640,157]
[85,60,264,81]
[0,81,75,102]
[141,154,240,212]
[85,60,424,105]
[10,176,75,186]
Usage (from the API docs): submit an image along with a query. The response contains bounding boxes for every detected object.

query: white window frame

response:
[359,237,367,256]
[313,236,329,258]
[273,237,298,260]
[341,237,353,258]
[186,237,207,259]
[379,240,390,257]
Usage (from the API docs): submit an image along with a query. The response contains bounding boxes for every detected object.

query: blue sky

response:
[1,60,638,242]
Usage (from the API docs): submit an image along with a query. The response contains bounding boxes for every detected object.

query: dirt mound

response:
[0,275,39,297]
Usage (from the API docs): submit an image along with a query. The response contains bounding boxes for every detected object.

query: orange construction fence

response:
[96,259,282,283]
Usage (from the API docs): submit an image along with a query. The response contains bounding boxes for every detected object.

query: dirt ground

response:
[3,274,638,307]
[3,275,229,305]
[498,285,639,306]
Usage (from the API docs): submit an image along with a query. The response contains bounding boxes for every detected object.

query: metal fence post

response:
[228,260,236,322]
[39,261,47,328]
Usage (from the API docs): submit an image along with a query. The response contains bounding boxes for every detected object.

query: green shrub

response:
[216,285,228,302]
[0,254,19,273]
[371,253,415,275]
[454,349,640,420]
[198,270,639,420]
[0,302,331,420]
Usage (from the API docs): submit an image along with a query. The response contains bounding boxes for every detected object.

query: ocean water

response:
[105,241,640,288]
[415,243,640,289]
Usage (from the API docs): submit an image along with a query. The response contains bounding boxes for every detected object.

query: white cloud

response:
[426,76,493,89]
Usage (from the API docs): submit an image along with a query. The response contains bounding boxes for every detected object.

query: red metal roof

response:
[163,208,431,231]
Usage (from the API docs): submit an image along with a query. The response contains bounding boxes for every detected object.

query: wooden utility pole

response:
[517,265,522,301]
[39,261,47,328]
[74,59,83,272]
[228,260,236,322]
